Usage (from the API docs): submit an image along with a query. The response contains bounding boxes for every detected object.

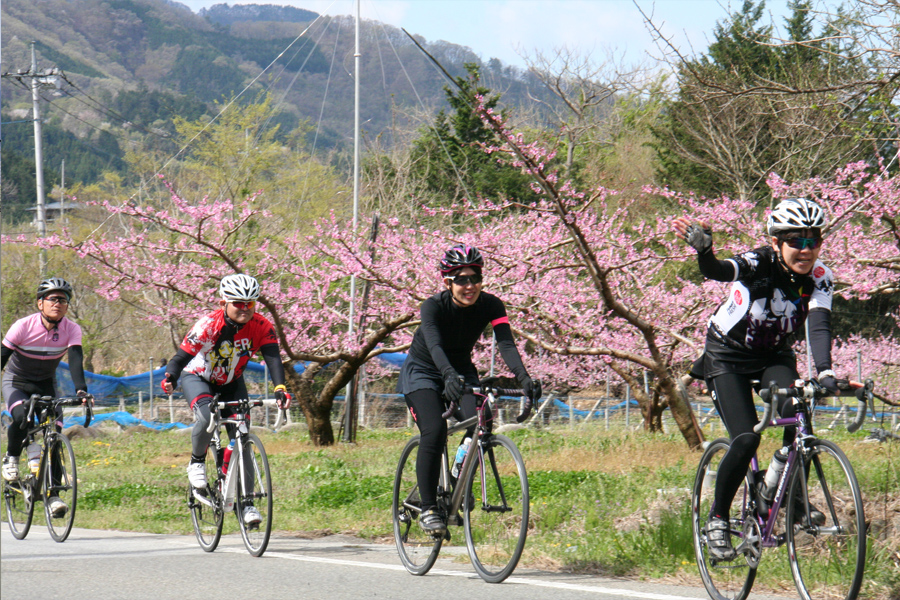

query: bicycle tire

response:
[691,438,757,600]
[786,439,866,600]
[3,474,35,540]
[44,433,77,542]
[463,433,529,583]
[188,445,224,552]
[235,433,272,557]
[392,435,442,575]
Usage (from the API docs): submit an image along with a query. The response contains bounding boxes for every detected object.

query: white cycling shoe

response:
[187,462,207,489]
[243,505,262,527]
[2,455,19,482]
[47,496,68,518]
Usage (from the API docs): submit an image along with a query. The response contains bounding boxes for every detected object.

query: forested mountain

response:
[1,0,560,223]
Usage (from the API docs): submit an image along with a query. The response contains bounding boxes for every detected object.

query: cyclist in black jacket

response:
[398,244,541,535]
[674,198,837,561]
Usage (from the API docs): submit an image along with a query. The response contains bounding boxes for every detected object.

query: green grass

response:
[5,424,897,598]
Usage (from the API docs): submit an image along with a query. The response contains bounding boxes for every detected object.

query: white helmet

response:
[219,274,260,301]
[766,198,827,235]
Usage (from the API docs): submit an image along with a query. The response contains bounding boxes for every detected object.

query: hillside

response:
[1,0,558,223]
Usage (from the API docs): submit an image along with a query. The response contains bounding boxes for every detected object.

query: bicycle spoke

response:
[188,444,223,552]
[236,433,272,557]
[786,440,866,600]
[463,434,529,583]
[44,434,77,542]
[692,439,756,600]
[392,436,441,575]
[3,476,35,540]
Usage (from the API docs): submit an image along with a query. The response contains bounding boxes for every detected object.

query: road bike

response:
[692,378,873,600]
[3,394,93,542]
[392,378,533,583]
[187,395,286,557]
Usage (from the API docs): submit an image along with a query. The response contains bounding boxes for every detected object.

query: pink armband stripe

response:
[491,316,509,327]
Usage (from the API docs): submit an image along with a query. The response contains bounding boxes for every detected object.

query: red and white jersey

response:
[180,310,277,386]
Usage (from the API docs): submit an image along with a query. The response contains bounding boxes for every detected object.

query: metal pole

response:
[625,385,630,429]
[31,42,47,276]
[489,333,496,377]
[804,319,813,378]
[343,0,361,443]
[138,391,143,420]
[149,357,154,421]
[168,394,174,424]
[59,159,65,225]
[264,361,269,428]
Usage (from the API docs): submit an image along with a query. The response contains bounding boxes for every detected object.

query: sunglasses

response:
[229,301,256,310]
[782,236,823,250]
[42,296,69,305]
[446,273,483,286]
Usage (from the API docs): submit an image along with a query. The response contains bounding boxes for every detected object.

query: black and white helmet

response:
[37,277,73,300]
[766,198,827,235]
[219,274,260,301]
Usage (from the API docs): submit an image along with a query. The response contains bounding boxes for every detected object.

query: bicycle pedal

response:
[442,529,451,542]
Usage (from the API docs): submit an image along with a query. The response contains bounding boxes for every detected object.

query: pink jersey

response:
[2,313,83,382]
[180,310,277,386]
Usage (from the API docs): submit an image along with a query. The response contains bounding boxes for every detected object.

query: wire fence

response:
[44,389,900,441]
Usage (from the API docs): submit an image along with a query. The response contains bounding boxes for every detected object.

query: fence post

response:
[119,395,125,412]
[169,394,174,424]
[625,385,631,429]
[264,361,269,429]
[138,391,143,420]
[569,396,575,428]
[149,357,154,421]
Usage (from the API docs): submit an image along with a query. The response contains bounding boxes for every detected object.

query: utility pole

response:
[1,41,61,276]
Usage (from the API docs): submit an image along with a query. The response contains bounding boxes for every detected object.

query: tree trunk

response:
[286,362,335,447]
[660,373,704,450]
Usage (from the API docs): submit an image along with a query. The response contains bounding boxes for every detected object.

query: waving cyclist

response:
[674,198,836,561]
[397,244,541,535]
[1,278,90,517]
[161,273,291,527]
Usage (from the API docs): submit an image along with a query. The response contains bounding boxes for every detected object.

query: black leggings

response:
[404,389,491,510]
[706,364,800,520]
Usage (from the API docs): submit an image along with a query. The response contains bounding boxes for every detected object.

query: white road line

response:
[262,550,704,599]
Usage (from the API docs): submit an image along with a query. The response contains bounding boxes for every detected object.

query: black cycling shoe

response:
[793,501,827,527]
[706,517,736,561]
[419,508,446,535]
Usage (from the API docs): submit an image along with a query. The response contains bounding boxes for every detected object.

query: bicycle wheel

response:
[691,438,756,600]
[463,433,529,583]
[3,475,35,540]
[188,445,224,552]
[392,435,441,575]
[786,439,866,600]
[235,433,272,557]
[44,434,77,542]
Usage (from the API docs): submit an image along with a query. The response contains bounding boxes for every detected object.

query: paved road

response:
[2,526,794,600]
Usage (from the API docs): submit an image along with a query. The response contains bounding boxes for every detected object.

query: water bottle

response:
[762,446,789,500]
[26,443,41,474]
[450,437,472,479]
[222,439,235,474]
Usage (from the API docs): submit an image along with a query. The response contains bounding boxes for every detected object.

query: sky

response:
[176,0,797,70]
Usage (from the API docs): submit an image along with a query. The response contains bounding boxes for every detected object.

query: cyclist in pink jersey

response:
[161,274,291,527]
[1,278,90,517]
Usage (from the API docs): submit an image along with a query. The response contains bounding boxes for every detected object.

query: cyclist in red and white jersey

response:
[162,274,291,527]
[674,198,837,561]
[1,278,90,517]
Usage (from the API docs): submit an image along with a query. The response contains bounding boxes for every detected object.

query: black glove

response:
[442,370,464,404]
[818,375,839,395]
[519,376,541,402]
[684,224,713,254]
[161,372,176,393]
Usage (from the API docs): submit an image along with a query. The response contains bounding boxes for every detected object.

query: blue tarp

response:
[63,411,189,430]
[51,351,410,404]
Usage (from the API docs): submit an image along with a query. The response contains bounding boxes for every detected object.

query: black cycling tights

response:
[706,364,799,520]
[404,389,485,511]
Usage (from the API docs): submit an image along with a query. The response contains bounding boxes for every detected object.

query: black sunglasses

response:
[42,296,69,305]
[782,236,823,250]
[446,273,483,286]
